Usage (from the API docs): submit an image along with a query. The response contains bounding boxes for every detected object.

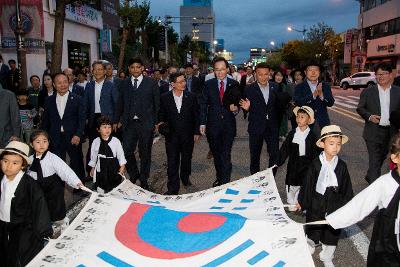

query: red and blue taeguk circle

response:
[115,203,246,259]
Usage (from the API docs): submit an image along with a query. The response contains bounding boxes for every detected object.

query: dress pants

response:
[249,128,279,175]
[165,135,194,194]
[207,123,235,185]
[365,127,390,183]
[51,133,85,179]
[122,120,153,183]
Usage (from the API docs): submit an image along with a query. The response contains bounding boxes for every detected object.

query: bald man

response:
[63,68,85,96]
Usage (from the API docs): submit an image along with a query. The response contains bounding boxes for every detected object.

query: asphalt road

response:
[66,85,381,267]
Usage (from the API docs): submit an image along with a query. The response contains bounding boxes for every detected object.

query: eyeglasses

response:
[376,72,390,76]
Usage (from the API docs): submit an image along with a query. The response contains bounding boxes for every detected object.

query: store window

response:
[67,40,90,69]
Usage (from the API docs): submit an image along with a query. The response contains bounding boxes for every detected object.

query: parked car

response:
[340,72,376,90]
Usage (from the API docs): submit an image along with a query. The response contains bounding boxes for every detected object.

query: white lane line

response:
[329,107,364,123]
[347,96,360,100]
[334,100,358,109]
[334,96,359,105]
[344,224,369,262]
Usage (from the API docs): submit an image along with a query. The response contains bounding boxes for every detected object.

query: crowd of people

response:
[0,51,400,266]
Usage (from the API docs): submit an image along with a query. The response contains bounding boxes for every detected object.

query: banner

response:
[0,0,45,54]
[28,169,314,267]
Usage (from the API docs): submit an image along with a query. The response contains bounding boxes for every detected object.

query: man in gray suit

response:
[0,86,21,148]
[114,57,159,190]
[357,62,400,183]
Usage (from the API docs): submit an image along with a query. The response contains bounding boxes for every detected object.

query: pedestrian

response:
[158,73,200,195]
[43,61,51,77]
[28,130,83,225]
[0,88,21,148]
[6,59,20,94]
[88,116,126,193]
[76,71,88,89]
[298,125,353,267]
[118,71,126,79]
[272,70,291,140]
[277,106,319,211]
[0,141,52,266]
[293,62,335,133]
[287,69,305,129]
[63,68,84,96]
[38,74,54,112]
[326,132,400,266]
[357,62,400,183]
[28,75,41,111]
[200,57,241,187]
[0,54,10,89]
[105,61,122,90]
[229,65,241,83]
[41,72,86,180]
[16,90,37,143]
[184,63,203,98]
[239,63,281,175]
[115,57,159,190]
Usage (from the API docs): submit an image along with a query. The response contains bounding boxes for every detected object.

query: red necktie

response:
[219,80,224,103]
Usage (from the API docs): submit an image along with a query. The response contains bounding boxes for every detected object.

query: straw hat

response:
[0,141,32,164]
[293,106,315,125]
[316,125,349,148]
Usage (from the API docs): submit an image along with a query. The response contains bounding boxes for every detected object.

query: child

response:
[298,125,353,267]
[16,89,37,143]
[326,133,400,266]
[277,106,320,211]
[0,141,52,266]
[27,130,83,224]
[89,116,126,193]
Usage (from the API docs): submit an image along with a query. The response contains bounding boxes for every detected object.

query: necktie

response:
[219,80,224,103]
[133,78,138,90]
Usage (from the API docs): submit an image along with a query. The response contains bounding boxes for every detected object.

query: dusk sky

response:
[149,0,360,64]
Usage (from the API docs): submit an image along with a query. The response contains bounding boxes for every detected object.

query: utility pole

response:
[14,0,28,90]
[165,15,169,64]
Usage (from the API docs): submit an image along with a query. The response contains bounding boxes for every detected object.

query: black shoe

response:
[140,180,149,190]
[182,179,192,186]
[212,180,221,187]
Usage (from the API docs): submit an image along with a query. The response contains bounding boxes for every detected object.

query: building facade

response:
[359,0,400,75]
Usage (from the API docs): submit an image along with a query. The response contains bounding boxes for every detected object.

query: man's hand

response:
[90,167,95,177]
[200,125,206,136]
[229,104,238,112]
[239,98,251,111]
[71,136,80,145]
[317,83,323,97]
[194,135,201,142]
[370,115,381,124]
[295,203,301,211]
[119,165,126,175]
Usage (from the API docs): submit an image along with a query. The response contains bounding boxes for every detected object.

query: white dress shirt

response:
[131,74,143,88]
[377,84,391,126]
[0,171,24,222]
[94,79,105,113]
[27,151,81,189]
[56,91,69,132]
[173,91,183,113]
[258,82,270,104]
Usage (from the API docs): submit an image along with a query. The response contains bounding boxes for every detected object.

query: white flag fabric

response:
[28,169,314,267]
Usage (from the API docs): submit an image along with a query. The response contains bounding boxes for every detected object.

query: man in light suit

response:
[357,62,400,183]
[293,63,335,132]
[200,57,241,187]
[115,57,160,190]
[240,63,281,175]
[158,73,200,195]
[42,73,86,178]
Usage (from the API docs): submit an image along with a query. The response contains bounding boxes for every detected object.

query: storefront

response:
[67,41,91,69]
[366,33,400,75]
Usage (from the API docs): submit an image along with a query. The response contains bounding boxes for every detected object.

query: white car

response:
[340,72,376,90]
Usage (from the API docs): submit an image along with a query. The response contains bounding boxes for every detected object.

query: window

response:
[352,73,371,78]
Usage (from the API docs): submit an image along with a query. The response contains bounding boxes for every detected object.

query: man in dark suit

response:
[184,63,203,98]
[240,63,281,175]
[394,75,400,87]
[105,61,122,89]
[41,73,86,179]
[6,59,20,93]
[357,62,400,183]
[63,68,85,96]
[158,73,200,194]
[293,63,334,132]
[0,54,10,89]
[115,57,160,189]
[200,57,241,187]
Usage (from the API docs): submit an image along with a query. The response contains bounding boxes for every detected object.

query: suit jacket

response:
[116,76,160,130]
[159,80,170,95]
[84,79,118,126]
[186,75,203,98]
[159,90,200,141]
[293,81,334,127]
[357,85,400,143]
[200,77,241,135]
[0,63,10,89]
[71,83,84,97]
[244,82,281,135]
[0,89,21,147]
[110,76,123,93]
[393,76,400,87]
[42,92,86,146]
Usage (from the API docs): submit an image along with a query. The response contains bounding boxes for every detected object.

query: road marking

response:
[334,96,359,105]
[329,107,365,123]
[331,106,361,118]
[334,100,357,109]
[347,96,360,100]
[344,224,370,262]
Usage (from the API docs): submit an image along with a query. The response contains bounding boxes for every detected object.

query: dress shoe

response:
[207,150,213,159]
[212,180,221,187]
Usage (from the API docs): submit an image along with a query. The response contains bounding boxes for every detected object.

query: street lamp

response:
[14,0,28,90]
[287,25,307,40]
[270,41,275,46]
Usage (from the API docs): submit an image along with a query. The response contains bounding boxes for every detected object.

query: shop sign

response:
[65,4,103,29]
[377,44,395,53]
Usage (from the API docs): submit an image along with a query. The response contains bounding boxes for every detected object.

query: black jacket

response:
[0,173,52,266]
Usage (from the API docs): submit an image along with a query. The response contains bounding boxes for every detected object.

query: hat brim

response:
[0,148,32,165]
[316,134,349,148]
[293,107,315,125]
